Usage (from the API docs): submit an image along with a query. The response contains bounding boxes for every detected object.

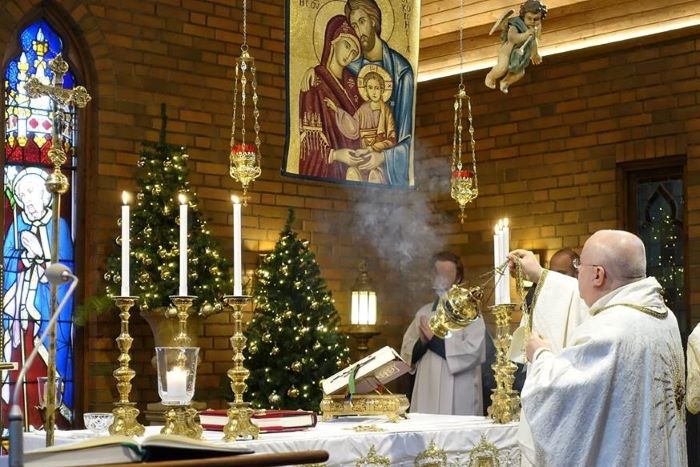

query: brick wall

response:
[1,0,698,418]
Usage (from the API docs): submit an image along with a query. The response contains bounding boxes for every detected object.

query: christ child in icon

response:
[325,64,395,184]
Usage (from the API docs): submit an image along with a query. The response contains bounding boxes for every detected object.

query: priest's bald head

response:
[577,230,646,306]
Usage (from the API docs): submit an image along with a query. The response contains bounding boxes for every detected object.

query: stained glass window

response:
[636,178,685,332]
[3,19,77,428]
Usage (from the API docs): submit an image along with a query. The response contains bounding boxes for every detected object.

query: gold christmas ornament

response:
[287,387,300,398]
[291,361,302,372]
[268,393,281,405]
[270,346,279,355]
[262,332,272,343]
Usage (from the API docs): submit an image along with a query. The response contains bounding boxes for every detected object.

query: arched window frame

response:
[1,3,96,427]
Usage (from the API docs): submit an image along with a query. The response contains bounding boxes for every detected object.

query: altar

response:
[22,414,519,466]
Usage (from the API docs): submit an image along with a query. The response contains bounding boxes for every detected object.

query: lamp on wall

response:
[347,261,380,356]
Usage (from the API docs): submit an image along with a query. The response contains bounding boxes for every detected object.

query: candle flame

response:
[178,193,187,205]
[231,195,240,204]
[122,191,130,205]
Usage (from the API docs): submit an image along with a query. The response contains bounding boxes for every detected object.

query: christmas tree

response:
[104,105,230,314]
[244,210,350,411]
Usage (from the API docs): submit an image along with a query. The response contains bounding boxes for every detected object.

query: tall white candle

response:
[178,193,188,296]
[121,192,130,297]
[493,220,501,305]
[502,218,511,303]
[232,195,243,296]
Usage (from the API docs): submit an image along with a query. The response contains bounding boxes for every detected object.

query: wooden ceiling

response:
[418,0,700,81]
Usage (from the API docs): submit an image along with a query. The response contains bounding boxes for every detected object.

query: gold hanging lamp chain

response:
[242,0,248,48]
[459,0,464,87]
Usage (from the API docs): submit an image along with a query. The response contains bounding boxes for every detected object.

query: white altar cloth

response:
[22,413,519,466]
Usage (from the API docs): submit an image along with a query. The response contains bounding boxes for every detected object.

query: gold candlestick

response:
[109,296,145,436]
[170,295,196,347]
[487,303,520,424]
[222,295,259,441]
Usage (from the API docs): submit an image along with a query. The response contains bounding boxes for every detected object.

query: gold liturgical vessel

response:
[428,264,520,424]
[449,0,479,223]
[228,0,262,204]
[222,295,259,440]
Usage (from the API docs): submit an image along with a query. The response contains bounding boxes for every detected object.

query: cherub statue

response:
[485,0,548,94]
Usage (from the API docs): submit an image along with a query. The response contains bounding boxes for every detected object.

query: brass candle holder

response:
[170,295,196,347]
[222,295,259,441]
[487,303,520,424]
[108,296,145,436]
[156,296,202,439]
[162,406,203,439]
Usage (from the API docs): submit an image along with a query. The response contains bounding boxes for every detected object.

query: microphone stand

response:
[8,267,78,467]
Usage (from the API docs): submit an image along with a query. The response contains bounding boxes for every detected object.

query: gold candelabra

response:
[25,53,91,445]
[487,303,520,423]
[228,0,261,204]
[109,296,145,436]
[222,295,259,441]
[159,295,202,439]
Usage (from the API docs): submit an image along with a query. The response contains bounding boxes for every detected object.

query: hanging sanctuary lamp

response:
[450,0,479,223]
[228,0,261,205]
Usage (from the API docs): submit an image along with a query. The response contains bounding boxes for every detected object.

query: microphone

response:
[44,264,75,286]
[9,264,78,467]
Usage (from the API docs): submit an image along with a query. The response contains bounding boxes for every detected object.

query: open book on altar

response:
[22,433,253,466]
[321,346,410,395]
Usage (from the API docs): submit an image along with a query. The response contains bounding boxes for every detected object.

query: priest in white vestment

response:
[510,230,687,466]
[401,252,485,415]
[688,323,700,414]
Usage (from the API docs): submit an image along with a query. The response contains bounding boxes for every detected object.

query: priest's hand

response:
[419,316,434,343]
[526,333,551,363]
[508,249,543,282]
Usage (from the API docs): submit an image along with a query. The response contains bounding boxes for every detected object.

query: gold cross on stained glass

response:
[25,53,91,194]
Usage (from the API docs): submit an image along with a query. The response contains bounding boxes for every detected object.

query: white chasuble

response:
[688,323,700,415]
[400,301,485,415]
[521,276,687,466]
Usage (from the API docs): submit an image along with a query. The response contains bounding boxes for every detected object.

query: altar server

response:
[401,252,485,415]
[510,230,687,466]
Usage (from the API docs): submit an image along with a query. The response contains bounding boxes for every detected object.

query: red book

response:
[199,409,317,433]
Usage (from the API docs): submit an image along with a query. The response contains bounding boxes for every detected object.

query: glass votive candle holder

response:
[155,347,199,406]
[37,376,64,408]
[84,412,114,435]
